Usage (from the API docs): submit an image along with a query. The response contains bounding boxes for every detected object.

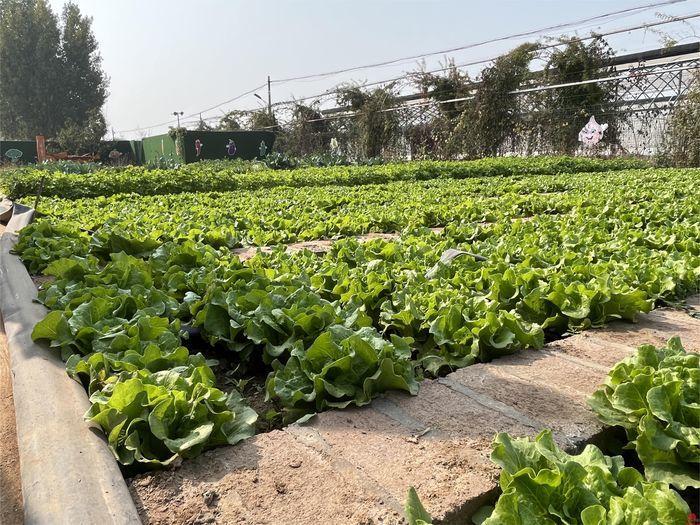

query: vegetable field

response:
[10,158,698,466]
[4,157,699,522]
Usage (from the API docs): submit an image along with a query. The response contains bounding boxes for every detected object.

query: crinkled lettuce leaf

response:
[588,337,699,489]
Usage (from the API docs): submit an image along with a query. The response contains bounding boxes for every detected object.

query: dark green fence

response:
[1,131,274,165]
[142,131,275,164]
[0,140,37,164]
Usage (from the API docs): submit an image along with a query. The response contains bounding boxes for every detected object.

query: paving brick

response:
[458,350,607,399]
[585,308,700,353]
[549,334,634,369]
[286,400,501,522]
[442,362,604,450]
[382,379,539,439]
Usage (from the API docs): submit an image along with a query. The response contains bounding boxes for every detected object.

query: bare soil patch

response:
[232,229,445,261]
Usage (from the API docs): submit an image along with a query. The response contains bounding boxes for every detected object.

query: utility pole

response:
[267,75,272,116]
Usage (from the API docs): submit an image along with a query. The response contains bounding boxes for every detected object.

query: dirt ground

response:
[0,310,23,524]
[231,230,443,261]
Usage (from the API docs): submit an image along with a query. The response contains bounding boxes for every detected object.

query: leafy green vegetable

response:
[588,337,699,490]
[406,430,690,525]
[12,221,89,273]
[266,325,418,412]
[405,486,433,525]
[3,156,647,200]
[486,430,690,524]
[86,365,257,466]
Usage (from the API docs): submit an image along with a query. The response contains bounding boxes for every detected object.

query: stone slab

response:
[443,361,604,450]
[584,307,700,353]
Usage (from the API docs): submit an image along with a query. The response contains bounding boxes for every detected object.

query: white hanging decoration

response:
[578,116,608,147]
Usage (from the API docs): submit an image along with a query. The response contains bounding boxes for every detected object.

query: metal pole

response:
[34,175,46,212]
[267,75,272,116]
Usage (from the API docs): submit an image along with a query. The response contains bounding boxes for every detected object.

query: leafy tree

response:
[535,36,619,154]
[55,108,106,154]
[59,2,107,128]
[195,117,213,131]
[412,60,471,121]
[248,109,277,130]
[662,71,700,166]
[277,103,331,156]
[337,84,399,158]
[217,109,276,132]
[217,111,243,131]
[0,0,107,144]
[410,61,473,158]
[0,0,64,137]
[453,43,538,157]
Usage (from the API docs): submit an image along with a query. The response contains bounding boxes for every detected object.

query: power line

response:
[118,83,268,133]
[260,11,700,111]
[117,3,696,135]
[269,0,686,84]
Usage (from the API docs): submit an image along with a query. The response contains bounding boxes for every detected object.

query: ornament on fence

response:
[4,148,23,162]
[108,149,123,161]
[258,140,268,157]
[226,139,237,157]
[578,116,608,147]
[195,139,203,157]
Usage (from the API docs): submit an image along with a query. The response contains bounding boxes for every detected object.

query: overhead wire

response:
[116,3,697,135]
[263,11,700,111]
[269,0,686,84]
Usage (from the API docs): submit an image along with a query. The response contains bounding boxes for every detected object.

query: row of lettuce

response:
[14,167,699,472]
[406,337,698,524]
[1,155,648,200]
[21,167,694,252]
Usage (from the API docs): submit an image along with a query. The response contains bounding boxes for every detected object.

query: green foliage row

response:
[15,166,698,467]
[28,249,258,466]
[21,167,682,254]
[2,155,648,200]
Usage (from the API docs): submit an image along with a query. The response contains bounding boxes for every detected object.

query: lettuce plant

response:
[588,337,699,490]
[86,365,257,466]
[266,325,419,413]
[405,430,690,525]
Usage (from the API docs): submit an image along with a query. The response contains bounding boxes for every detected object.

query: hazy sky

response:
[46,0,700,138]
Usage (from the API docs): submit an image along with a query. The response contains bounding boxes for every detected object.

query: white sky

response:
[46,0,700,139]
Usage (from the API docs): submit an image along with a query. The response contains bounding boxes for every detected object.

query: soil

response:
[231,228,446,262]
[0,298,24,524]
[31,274,54,289]
[214,365,284,433]
[184,332,285,434]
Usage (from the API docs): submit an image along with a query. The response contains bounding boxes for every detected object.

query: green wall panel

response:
[0,140,38,164]
[181,130,275,162]
[142,134,180,164]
